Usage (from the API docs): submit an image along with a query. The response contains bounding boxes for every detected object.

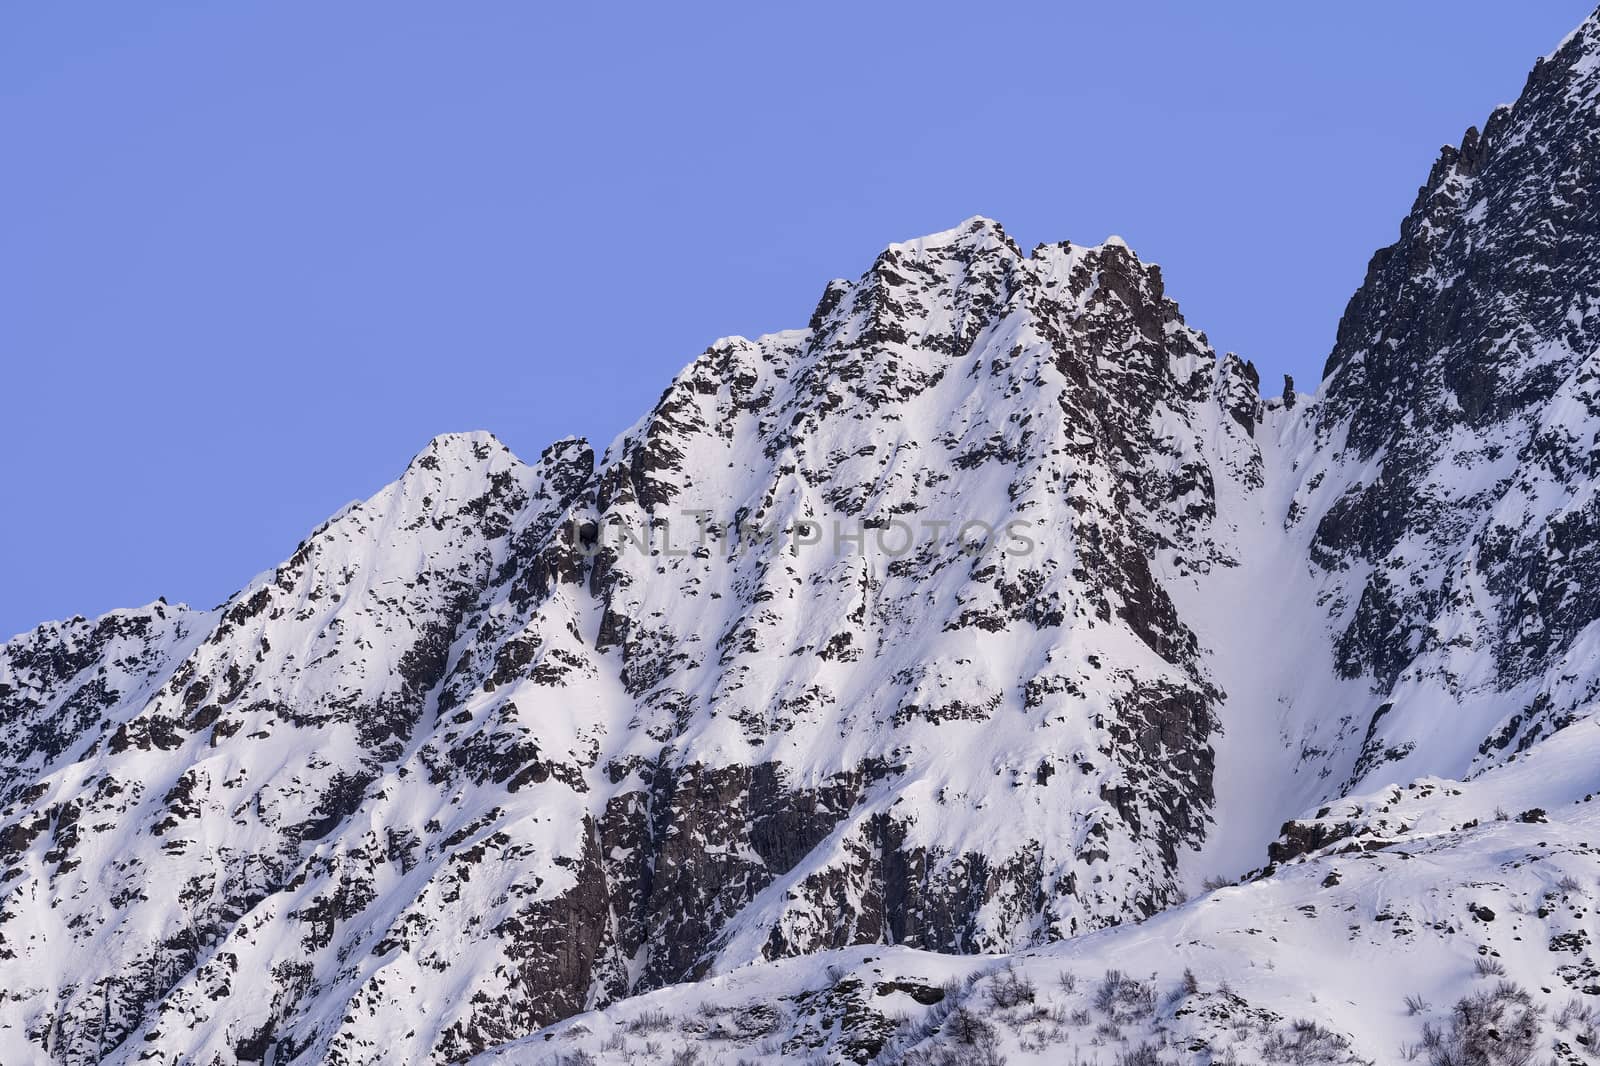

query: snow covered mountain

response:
[6,9,1600,1065]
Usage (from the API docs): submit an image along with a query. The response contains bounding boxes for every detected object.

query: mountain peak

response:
[394,430,534,498]
[881,214,1022,260]
[1543,2,1600,64]
[407,429,508,467]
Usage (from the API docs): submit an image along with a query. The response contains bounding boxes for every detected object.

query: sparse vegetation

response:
[1554,995,1599,1052]
[626,1009,675,1034]
[1555,995,1598,1030]
[1117,1043,1167,1066]
[1093,969,1157,1021]
[947,1005,996,1046]
[532,915,1570,1066]
[1419,981,1541,1066]
[987,964,1037,1009]
[1473,956,1506,977]
[902,1041,1008,1066]
[1260,1017,1351,1064]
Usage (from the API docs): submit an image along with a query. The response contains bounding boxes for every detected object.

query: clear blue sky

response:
[3,3,1592,638]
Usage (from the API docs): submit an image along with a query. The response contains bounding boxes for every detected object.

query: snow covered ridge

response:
[5,8,1600,1064]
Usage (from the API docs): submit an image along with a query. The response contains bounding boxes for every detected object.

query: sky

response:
[2,2,1594,639]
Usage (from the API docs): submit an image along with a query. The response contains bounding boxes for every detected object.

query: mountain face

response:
[1303,8,1600,768]
[6,11,1600,1066]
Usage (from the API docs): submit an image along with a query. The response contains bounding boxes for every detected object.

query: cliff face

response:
[8,10,1600,1065]
[1297,11,1600,788]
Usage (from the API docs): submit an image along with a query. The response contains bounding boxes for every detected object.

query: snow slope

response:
[482,719,1600,1063]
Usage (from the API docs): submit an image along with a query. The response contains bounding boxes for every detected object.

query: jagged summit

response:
[881,214,1141,259]
[409,428,508,460]
[2,596,194,644]
[398,429,525,482]
[1544,1,1600,66]
[882,213,1016,250]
